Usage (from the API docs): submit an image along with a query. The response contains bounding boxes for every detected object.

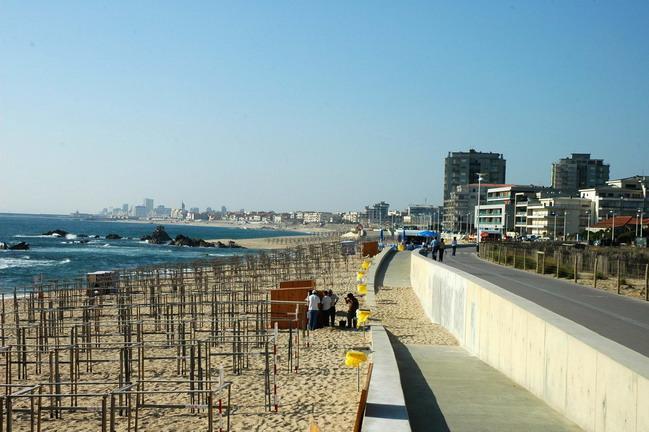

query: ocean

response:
[0,213,301,292]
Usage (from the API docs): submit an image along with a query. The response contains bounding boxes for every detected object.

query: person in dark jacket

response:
[344,293,359,328]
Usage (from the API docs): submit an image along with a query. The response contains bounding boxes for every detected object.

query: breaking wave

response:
[0,257,71,270]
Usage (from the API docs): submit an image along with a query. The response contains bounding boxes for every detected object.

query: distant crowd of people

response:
[305,290,359,330]
[421,236,458,262]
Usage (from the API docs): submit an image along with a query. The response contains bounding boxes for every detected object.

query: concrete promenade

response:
[379,251,580,431]
[445,247,649,357]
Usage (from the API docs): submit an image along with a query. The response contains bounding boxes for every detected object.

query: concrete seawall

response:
[410,252,649,432]
[362,247,412,432]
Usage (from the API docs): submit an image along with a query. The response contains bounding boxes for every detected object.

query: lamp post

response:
[637,209,641,238]
[586,209,591,244]
[551,211,557,241]
[476,173,485,244]
[640,210,644,237]
[563,211,568,241]
[609,210,615,245]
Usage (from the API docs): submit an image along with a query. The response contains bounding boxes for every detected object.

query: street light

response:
[476,173,485,244]
[551,211,557,241]
[640,209,644,237]
[586,209,591,244]
[609,210,615,245]
[563,211,568,241]
[637,209,641,238]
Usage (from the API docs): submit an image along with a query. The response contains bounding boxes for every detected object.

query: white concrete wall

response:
[363,248,411,432]
[410,252,649,432]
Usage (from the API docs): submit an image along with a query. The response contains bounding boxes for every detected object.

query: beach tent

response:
[418,230,436,237]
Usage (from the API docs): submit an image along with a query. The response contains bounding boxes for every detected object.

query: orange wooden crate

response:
[361,241,379,257]
[270,287,311,329]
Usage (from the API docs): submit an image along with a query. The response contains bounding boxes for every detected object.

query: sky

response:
[1,1,648,214]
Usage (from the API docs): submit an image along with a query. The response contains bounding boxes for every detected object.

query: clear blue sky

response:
[1,1,648,214]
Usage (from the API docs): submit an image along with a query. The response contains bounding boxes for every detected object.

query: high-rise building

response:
[122,204,129,213]
[144,198,154,215]
[221,206,227,214]
[443,149,506,200]
[551,153,609,193]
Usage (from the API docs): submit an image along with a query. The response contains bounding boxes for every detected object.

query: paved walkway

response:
[444,247,649,357]
[379,250,581,432]
[374,250,411,289]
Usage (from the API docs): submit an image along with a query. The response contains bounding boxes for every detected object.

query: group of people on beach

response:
[305,290,359,330]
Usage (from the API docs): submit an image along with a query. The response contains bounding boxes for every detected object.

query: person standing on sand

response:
[306,290,320,330]
[321,291,332,327]
[438,238,446,262]
[451,237,458,256]
[329,290,339,327]
[345,293,359,328]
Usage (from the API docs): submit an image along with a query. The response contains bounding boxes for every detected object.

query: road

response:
[441,247,649,357]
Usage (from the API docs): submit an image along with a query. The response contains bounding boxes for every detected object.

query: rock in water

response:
[141,226,172,244]
[105,234,122,240]
[9,242,30,250]
[43,229,68,237]
[173,234,215,247]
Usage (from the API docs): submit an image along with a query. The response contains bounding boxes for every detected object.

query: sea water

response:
[0,214,300,292]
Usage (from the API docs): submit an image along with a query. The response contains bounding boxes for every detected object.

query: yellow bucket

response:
[356,309,371,327]
[345,350,368,368]
[361,260,370,270]
[356,271,365,281]
[357,284,367,295]
[397,243,406,252]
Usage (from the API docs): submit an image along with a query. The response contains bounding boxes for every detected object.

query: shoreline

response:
[93,217,339,235]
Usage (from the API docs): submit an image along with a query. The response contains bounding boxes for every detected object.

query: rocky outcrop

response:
[43,229,68,237]
[105,234,122,240]
[173,235,215,248]
[141,226,172,244]
[215,240,244,249]
[8,242,30,250]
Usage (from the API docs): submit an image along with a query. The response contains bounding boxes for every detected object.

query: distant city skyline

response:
[1,2,648,214]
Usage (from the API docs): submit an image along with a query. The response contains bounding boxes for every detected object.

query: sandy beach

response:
[1,242,369,432]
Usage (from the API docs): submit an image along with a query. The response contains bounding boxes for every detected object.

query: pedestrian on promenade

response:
[329,290,339,327]
[451,236,458,256]
[306,290,320,330]
[431,236,439,260]
[345,293,359,329]
[439,238,446,262]
[321,291,332,327]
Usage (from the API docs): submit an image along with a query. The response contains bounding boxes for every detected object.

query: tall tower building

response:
[143,198,154,215]
[551,153,609,194]
[443,149,506,200]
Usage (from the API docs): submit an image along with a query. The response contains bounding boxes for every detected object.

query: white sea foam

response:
[13,234,51,238]
[0,257,70,270]
[65,234,77,240]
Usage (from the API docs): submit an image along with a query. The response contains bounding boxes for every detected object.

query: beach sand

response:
[374,285,457,346]
[1,245,369,432]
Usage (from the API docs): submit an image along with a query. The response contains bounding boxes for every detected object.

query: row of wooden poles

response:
[0,241,360,431]
[479,242,649,300]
